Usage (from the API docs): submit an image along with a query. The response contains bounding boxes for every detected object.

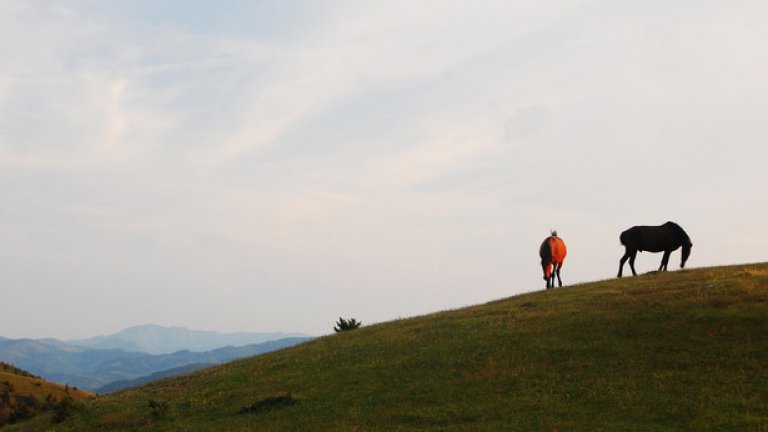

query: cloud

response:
[1,1,767,338]
[48,5,78,20]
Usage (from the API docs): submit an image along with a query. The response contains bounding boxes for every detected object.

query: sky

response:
[1,1,767,340]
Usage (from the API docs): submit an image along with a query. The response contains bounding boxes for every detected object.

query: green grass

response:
[7,263,768,431]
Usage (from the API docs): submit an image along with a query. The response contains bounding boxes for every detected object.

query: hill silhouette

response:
[6,263,768,431]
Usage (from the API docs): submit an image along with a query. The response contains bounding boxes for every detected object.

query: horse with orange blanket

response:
[539,231,567,289]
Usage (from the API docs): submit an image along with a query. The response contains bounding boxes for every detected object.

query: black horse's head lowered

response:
[618,221,692,278]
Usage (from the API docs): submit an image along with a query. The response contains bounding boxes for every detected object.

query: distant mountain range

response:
[0,325,313,393]
[67,324,310,355]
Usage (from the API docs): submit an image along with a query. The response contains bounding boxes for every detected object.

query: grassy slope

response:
[0,370,92,403]
[8,263,768,431]
[0,366,93,427]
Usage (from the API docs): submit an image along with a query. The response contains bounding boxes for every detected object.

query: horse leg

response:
[628,251,638,276]
[618,249,632,278]
[659,251,671,271]
[556,262,563,287]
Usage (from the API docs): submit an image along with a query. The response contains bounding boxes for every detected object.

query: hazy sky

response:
[2,1,767,340]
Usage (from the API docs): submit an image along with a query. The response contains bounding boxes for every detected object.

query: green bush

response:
[148,399,169,419]
[334,317,362,332]
[51,396,76,423]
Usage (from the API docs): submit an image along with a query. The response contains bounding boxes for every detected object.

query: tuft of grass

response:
[6,263,768,431]
[147,399,169,419]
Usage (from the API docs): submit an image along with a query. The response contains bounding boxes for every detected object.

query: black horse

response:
[617,221,692,278]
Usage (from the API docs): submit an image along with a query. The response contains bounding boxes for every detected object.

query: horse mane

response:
[664,221,692,246]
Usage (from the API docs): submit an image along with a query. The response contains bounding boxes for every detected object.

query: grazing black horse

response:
[618,221,692,278]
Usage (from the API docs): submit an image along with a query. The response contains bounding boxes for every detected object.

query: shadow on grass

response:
[237,394,297,415]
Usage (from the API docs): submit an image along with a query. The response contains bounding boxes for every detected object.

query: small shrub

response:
[148,399,169,419]
[51,396,76,423]
[14,395,39,410]
[45,394,59,410]
[334,317,362,332]
[238,394,296,415]
[9,402,36,423]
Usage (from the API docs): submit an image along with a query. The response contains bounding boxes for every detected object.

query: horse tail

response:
[539,238,552,262]
[619,230,629,246]
[620,227,640,248]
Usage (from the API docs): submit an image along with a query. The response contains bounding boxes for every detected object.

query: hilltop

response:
[6,263,768,431]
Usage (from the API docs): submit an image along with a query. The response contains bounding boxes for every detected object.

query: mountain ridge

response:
[66,324,311,355]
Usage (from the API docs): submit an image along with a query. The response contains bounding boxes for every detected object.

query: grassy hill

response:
[0,363,93,427]
[6,263,768,431]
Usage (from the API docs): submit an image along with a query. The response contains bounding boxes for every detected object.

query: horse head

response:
[541,260,552,280]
